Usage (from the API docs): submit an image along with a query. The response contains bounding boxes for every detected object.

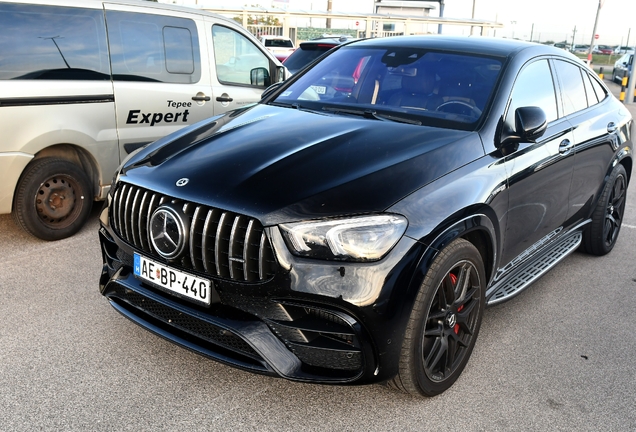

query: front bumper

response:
[99,225,390,383]
[98,183,424,384]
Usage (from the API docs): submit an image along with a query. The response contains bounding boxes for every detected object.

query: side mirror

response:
[499,106,547,147]
[276,65,286,82]
[250,67,271,87]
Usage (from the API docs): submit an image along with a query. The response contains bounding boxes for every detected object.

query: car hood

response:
[120,104,484,225]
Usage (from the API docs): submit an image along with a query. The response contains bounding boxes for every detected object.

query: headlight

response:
[279,215,408,262]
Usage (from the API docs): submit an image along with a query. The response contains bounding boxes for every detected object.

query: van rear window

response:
[0,3,110,80]
[106,11,201,84]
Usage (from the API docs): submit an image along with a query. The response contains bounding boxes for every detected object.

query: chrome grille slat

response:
[110,183,276,283]
[215,212,228,277]
[243,220,254,281]
[190,206,203,271]
[202,209,216,274]
[259,232,267,280]
[123,186,135,243]
[111,185,120,232]
[138,191,150,251]
[146,193,159,254]
[228,216,242,280]
[130,189,142,246]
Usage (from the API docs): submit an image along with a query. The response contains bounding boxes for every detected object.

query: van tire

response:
[13,157,93,241]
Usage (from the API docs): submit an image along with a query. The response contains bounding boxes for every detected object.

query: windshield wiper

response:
[322,107,422,125]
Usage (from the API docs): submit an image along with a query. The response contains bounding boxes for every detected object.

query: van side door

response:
[206,20,281,113]
[104,4,215,160]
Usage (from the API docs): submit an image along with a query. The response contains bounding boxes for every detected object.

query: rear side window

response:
[284,45,333,72]
[0,3,109,80]
[588,73,607,102]
[553,60,588,116]
[106,11,200,84]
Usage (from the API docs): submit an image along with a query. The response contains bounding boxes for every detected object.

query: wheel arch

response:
[618,155,632,185]
[388,207,498,340]
[415,207,499,286]
[31,144,101,200]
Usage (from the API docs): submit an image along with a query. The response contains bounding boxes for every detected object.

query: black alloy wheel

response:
[581,163,628,256]
[603,169,626,248]
[422,259,482,383]
[389,238,485,397]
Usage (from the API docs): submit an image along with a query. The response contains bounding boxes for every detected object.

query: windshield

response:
[272,45,503,130]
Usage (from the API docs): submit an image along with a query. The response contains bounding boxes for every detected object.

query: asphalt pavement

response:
[1,80,635,431]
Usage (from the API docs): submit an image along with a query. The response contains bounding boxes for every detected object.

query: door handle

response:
[607,122,618,133]
[192,95,211,102]
[559,139,574,155]
[216,95,234,102]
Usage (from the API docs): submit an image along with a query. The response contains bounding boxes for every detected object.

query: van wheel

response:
[13,157,93,241]
[389,238,485,396]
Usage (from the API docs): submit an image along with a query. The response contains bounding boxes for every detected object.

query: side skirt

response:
[486,229,584,306]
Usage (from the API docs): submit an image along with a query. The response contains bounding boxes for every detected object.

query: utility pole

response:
[438,0,445,34]
[530,23,534,42]
[470,0,476,36]
[586,0,603,66]
[571,25,577,50]
[326,0,332,29]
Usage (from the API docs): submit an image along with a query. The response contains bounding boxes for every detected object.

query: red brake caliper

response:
[449,273,463,334]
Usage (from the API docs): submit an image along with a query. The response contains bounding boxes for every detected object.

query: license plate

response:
[134,253,211,305]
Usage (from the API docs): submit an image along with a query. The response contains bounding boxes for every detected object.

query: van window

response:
[106,11,201,84]
[212,25,269,86]
[0,3,109,80]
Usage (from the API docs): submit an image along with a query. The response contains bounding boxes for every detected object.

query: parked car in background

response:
[0,0,285,240]
[99,35,632,398]
[553,42,571,50]
[613,52,633,83]
[259,35,295,61]
[283,35,355,75]
[614,46,635,55]
[572,44,589,53]
[596,45,614,55]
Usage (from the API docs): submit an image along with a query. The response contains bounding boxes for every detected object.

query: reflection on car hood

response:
[121,104,484,225]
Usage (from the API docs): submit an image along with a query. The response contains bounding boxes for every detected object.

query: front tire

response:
[581,164,627,256]
[13,157,93,241]
[389,238,485,396]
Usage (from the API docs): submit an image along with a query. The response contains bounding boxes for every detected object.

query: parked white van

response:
[0,0,286,240]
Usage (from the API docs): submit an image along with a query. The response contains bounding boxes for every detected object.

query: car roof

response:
[347,35,572,60]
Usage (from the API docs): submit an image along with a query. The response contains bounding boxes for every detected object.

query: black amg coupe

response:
[99,36,632,396]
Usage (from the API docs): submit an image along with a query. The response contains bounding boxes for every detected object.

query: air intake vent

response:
[110,182,276,282]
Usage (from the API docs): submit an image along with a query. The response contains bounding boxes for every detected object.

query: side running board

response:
[486,231,582,306]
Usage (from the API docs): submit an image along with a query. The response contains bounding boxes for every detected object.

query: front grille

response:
[110,182,276,282]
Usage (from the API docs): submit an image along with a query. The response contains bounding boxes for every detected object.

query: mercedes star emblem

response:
[176,178,189,187]
[149,206,186,259]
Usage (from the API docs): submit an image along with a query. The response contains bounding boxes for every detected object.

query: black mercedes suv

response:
[99,36,632,397]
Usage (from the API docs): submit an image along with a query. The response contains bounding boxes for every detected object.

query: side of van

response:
[0,0,286,240]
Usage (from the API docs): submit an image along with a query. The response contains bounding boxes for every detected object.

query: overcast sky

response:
[168,0,636,46]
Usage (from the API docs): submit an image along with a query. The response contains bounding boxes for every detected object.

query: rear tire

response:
[13,157,93,241]
[389,238,485,396]
[581,164,627,256]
